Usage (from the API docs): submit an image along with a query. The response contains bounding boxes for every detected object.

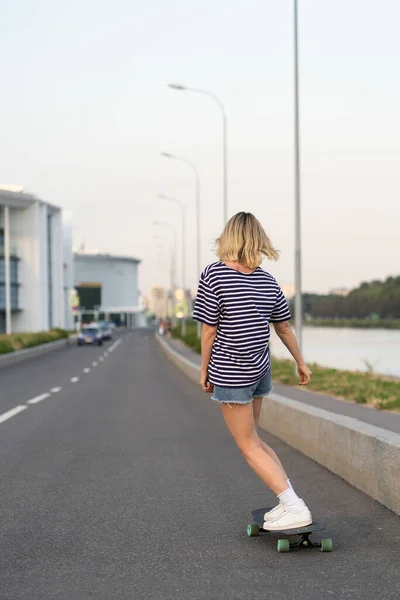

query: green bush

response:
[0,329,69,355]
[0,338,14,354]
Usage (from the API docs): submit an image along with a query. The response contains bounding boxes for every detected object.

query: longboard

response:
[247,507,332,553]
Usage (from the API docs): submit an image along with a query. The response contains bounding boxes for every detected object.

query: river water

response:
[269,326,400,377]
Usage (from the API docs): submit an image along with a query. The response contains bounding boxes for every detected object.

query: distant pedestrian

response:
[158,319,166,336]
[193,212,313,531]
[165,317,172,338]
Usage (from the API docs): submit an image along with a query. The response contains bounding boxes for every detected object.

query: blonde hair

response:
[217,212,279,269]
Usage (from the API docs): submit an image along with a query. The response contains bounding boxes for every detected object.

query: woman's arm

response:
[272,321,312,385]
[200,323,218,392]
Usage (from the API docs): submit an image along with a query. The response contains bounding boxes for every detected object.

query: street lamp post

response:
[158,194,187,336]
[168,83,228,225]
[161,151,201,337]
[293,0,303,353]
[153,237,173,319]
[153,221,177,323]
[4,205,12,335]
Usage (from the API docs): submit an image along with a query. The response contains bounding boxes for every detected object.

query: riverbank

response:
[305,318,400,329]
[172,322,400,411]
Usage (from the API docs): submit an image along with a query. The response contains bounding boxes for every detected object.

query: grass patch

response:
[305,318,400,329]
[0,328,69,355]
[172,321,400,412]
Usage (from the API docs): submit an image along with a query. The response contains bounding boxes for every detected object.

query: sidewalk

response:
[165,335,400,435]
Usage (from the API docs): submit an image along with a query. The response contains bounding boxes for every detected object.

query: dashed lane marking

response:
[27,393,51,405]
[108,339,122,353]
[0,405,28,425]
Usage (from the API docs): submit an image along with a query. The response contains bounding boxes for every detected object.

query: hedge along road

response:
[0,329,399,600]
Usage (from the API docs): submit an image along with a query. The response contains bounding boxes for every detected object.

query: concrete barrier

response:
[156,334,400,515]
[0,338,72,369]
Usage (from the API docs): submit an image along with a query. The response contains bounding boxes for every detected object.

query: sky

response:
[1,0,399,295]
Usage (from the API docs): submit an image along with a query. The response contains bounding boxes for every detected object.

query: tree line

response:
[292,275,400,320]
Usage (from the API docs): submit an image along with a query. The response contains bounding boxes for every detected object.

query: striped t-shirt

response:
[193,261,291,387]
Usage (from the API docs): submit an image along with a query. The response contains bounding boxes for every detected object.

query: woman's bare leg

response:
[252,397,288,480]
[220,402,288,495]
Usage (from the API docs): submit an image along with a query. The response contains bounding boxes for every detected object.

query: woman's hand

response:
[200,371,214,393]
[200,325,217,394]
[297,362,312,385]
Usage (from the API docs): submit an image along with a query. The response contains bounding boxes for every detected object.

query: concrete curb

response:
[156,334,400,515]
[0,337,72,369]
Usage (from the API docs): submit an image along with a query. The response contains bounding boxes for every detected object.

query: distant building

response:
[0,189,73,334]
[146,286,168,319]
[73,252,141,327]
[329,287,349,297]
[145,286,194,319]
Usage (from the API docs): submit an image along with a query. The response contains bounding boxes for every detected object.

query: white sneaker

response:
[263,503,285,522]
[263,504,312,531]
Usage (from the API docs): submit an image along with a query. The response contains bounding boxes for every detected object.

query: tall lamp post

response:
[153,237,173,319]
[293,0,303,353]
[168,83,228,225]
[153,221,177,323]
[161,151,202,337]
[158,194,187,335]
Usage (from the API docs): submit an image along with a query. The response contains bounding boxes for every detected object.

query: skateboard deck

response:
[247,507,332,553]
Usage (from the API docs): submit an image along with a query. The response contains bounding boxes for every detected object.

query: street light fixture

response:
[158,194,188,335]
[160,151,202,336]
[153,220,178,322]
[158,195,185,292]
[160,152,200,276]
[167,83,228,225]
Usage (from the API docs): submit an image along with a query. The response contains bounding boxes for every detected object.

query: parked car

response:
[97,321,113,340]
[77,326,103,346]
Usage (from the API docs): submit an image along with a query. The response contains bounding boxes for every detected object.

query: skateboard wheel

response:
[247,523,260,537]
[277,539,290,553]
[320,538,333,552]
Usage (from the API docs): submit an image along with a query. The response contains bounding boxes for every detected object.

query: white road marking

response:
[0,405,28,424]
[103,352,108,357]
[92,361,98,367]
[108,339,122,353]
[71,377,79,383]
[51,387,62,393]
[27,393,51,405]
[83,368,90,373]
[99,357,104,362]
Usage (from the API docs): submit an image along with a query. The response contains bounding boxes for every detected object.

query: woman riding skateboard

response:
[193,212,313,531]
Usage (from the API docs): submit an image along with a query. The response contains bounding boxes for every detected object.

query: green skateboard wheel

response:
[320,538,333,552]
[277,539,290,553]
[247,523,260,537]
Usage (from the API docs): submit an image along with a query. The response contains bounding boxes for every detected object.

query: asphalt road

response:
[0,329,399,599]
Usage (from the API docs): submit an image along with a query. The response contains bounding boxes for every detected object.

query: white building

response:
[146,286,170,319]
[0,189,74,334]
[73,252,141,327]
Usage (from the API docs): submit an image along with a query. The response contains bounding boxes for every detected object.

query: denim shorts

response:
[211,370,272,405]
